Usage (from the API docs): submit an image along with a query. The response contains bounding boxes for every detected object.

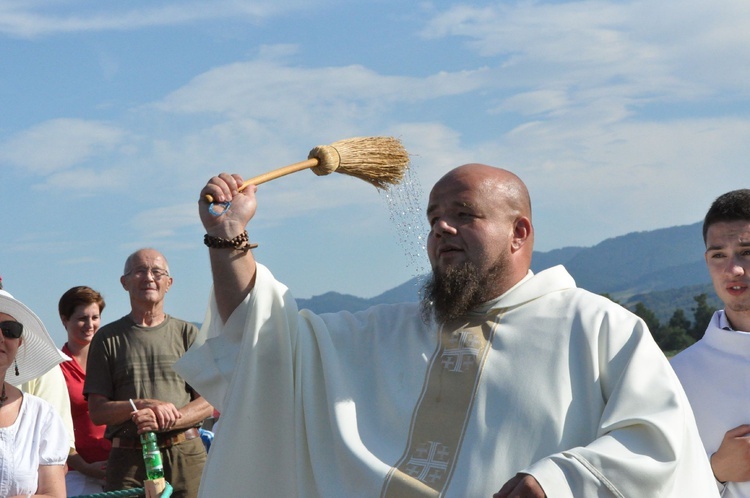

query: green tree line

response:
[630,294,716,355]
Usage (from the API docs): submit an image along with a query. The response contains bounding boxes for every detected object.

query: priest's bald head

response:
[423,163,534,323]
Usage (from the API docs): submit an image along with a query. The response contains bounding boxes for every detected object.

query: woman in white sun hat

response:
[0,289,69,498]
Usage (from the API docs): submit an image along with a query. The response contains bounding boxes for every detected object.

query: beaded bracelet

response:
[203,230,258,252]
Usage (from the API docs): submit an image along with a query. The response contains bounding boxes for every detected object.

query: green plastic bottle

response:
[140,432,165,480]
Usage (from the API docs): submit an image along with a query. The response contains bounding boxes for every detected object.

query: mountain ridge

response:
[297,221,719,321]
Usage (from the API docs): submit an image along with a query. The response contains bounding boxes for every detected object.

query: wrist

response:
[204,221,247,239]
[710,452,727,484]
[204,230,258,252]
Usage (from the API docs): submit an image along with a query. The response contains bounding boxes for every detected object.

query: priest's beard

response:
[421,256,509,325]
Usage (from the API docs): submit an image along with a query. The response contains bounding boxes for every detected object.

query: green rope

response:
[70,481,173,498]
[69,488,143,498]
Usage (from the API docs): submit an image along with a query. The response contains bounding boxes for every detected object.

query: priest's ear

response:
[511,216,533,254]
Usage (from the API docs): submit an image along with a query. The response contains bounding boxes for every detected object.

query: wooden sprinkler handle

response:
[204,157,320,203]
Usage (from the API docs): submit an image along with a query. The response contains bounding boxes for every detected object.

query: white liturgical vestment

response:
[175,264,718,497]
[671,310,750,497]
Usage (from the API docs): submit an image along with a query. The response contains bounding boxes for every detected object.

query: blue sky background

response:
[2,0,749,346]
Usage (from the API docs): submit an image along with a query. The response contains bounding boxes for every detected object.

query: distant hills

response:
[297,221,722,322]
[535,222,708,295]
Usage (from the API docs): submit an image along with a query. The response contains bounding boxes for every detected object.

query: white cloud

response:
[0,118,125,174]
[390,122,469,187]
[154,57,488,124]
[421,0,750,100]
[111,54,494,214]
[127,202,197,239]
[460,113,750,250]
[256,177,383,226]
[494,90,570,117]
[33,166,129,194]
[5,0,749,263]
[4,0,750,341]
[0,0,306,38]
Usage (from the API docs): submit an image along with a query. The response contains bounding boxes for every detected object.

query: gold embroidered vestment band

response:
[381,313,499,497]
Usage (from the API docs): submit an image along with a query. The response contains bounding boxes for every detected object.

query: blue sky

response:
[2,0,749,346]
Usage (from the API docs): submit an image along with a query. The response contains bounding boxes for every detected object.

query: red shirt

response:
[61,343,112,463]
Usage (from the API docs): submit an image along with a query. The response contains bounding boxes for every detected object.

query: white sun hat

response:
[0,289,70,385]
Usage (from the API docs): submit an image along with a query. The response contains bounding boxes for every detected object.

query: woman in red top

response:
[59,286,112,495]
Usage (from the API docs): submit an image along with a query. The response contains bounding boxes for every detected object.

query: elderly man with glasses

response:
[85,248,213,498]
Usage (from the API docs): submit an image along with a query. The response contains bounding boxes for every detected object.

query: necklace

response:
[0,383,6,408]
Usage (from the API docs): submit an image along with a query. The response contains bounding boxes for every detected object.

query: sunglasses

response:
[0,321,23,339]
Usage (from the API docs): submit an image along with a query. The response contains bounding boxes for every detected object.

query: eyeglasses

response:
[0,321,23,339]
[123,267,170,280]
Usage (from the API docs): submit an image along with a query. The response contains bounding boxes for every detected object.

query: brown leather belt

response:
[112,427,200,450]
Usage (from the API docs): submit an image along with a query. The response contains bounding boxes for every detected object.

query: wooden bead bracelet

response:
[203,230,258,252]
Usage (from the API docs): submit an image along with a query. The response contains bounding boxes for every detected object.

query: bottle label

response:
[143,449,165,479]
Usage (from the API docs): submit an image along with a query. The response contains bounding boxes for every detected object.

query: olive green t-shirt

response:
[84,315,199,440]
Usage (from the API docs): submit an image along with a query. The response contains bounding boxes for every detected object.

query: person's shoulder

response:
[165,315,199,331]
[541,280,620,307]
[670,339,704,366]
[551,285,642,325]
[20,393,68,437]
[90,317,133,350]
[97,316,131,335]
[572,287,625,307]
[21,391,57,414]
